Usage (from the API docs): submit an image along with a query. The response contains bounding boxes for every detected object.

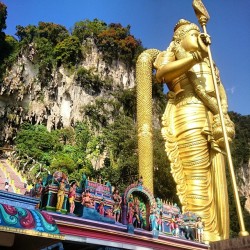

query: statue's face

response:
[181,29,199,52]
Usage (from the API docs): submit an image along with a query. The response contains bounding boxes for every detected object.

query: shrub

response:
[72,18,107,43]
[54,35,82,67]
[75,68,104,95]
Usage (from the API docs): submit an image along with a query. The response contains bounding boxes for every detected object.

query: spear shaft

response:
[193,0,249,237]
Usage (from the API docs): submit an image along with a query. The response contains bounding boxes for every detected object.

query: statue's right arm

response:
[155,52,198,83]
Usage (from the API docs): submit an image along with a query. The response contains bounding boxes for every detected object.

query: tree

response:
[116,88,136,119]
[229,112,250,167]
[16,25,37,43]
[57,127,75,145]
[54,35,82,67]
[34,37,54,84]
[15,22,69,46]
[0,3,18,81]
[97,22,143,66]
[0,35,19,80]
[74,122,91,151]
[0,2,7,32]
[227,112,250,236]
[50,152,75,174]
[15,124,60,160]
[75,67,103,95]
[0,1,7,43]
[72,18,107,43]
[102,115,138,190]
[37,22,69,45]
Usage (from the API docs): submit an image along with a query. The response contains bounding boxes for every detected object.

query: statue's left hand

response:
[197,33,211,56]
[199,33,211,46]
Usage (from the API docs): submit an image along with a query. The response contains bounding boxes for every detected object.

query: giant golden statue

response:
[136,19,235,242]
[155,19,235,242]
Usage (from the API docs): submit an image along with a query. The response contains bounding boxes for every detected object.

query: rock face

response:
[237,160,250,212]
[0,41,135,141]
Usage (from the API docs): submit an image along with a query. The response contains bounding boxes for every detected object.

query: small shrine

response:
[36,171,199,238]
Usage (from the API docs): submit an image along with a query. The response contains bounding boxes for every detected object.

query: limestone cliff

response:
[237,160,250,213]
[0,39,135,142]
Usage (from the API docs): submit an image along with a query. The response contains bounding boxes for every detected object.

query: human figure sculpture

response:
[173,215,180,236]
[156,198,162,215]
[153,19,235,242]
[35,178,43,198]
[105,180,112,194]
[112,189,122,222]
[98,200,105,216]
[149,210,158,231]
[68,181,77,214]
[81,190,94,208]
[56,178,66,212]
[158,212,163,232]
[168,216,178,236]
[127,194,134,224]
[133,197,141,228]
[195,216,205,243]
[139,204,146,229]
[127,202,134,225]
[105,207,114,219]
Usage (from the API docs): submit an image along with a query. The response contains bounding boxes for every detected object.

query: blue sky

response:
[2,0,250,115]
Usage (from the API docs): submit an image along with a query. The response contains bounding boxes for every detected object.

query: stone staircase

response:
[0,158,29,194]
[0,166,6,191]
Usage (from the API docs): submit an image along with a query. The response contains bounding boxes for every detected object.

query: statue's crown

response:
[174,19,191,32]
[173,19,200,40]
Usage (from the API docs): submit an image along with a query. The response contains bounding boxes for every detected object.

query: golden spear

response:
[192,0,249,237]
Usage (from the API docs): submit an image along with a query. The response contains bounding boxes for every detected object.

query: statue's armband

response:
[154,51,175,83]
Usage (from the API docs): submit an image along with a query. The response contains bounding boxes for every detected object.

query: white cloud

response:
[227,86,235,94]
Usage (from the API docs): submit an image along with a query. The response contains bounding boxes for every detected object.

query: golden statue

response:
[156,19,236,242]
[136,0,249,242]
[136,18,236,242]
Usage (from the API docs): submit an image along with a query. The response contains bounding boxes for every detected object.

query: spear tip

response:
[192,0,210,26]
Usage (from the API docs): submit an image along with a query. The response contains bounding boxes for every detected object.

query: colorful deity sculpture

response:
[149,210,158,231]
[81,190,94,208]
[127,194,135,225]
[132,197,141,228]
[112,189,122,222]
[195,216,205,243]
[68,181,77,214]
[35,178,43,198]
[98,200,105,216]
[56,178,66,212]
